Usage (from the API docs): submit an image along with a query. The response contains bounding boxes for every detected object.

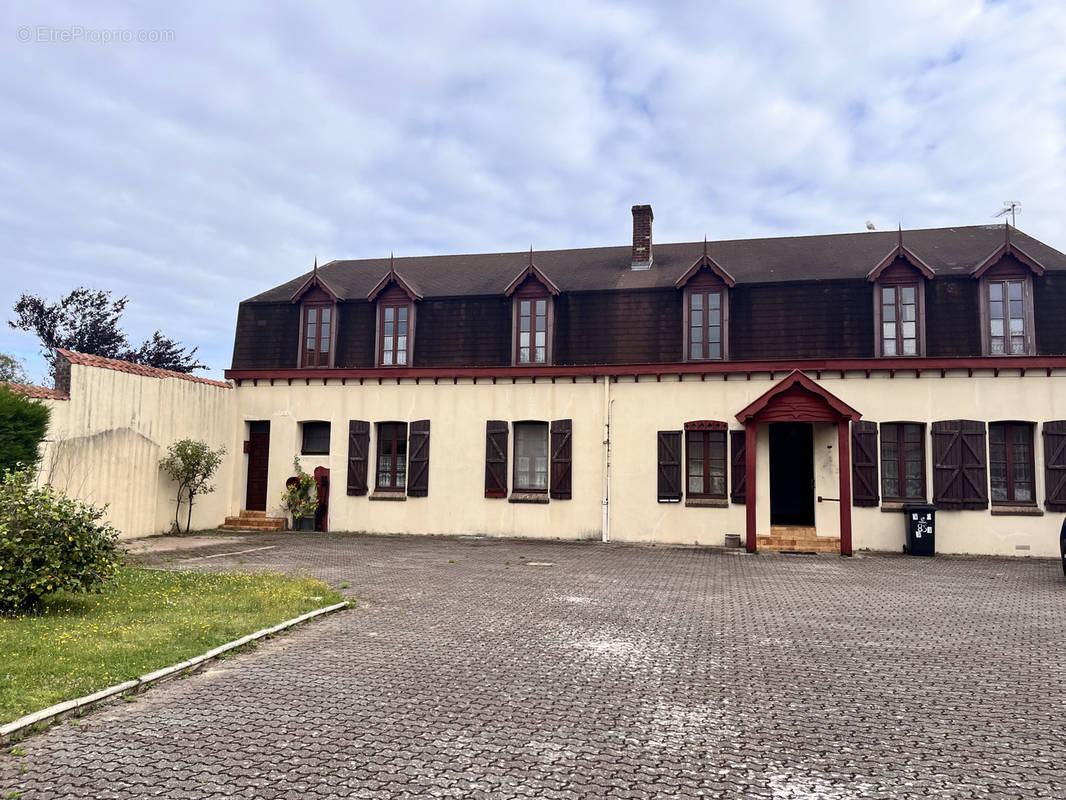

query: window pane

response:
[398,317,407,336]
[1010,336,1025,354]
[306,337,315,353]
[708,309,721,326]
[905,479,923,498]
[397,306,407,322]
[691,309,702,327]
[536,300,546,316]
[535,331,545,347]
[901,339,916,356]
[384,319,394,336]
[989,283,1003,301]
[990,319,1003,337]
[520,300,530,316]
[385,307,394,322]
[397,337,407,363]
[883,339,897,356]
[883,323,896,340]
[307,308,317,324]
[1008,281,1022,301]
[520,315,530,332]
[1009,317,1023,334]
[535,314,546,332]
[882,287,895,304]
[991,338,1004,355]
[882,304,896,323]
[535,347,546,362]
[1009,300,1023,319]
[707,293,721,309]
[302,421,331,455]
[707,342,721,359]
[691,327,703,343]
[901,286,915,303]
[691,342,702,359]
[519,348,529,364]
[690,294,703,310]
[883,476,900,498]
[902,304,915,322]
[515,423,548,490]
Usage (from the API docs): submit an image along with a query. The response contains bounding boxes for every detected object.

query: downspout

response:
[601,375,613,542]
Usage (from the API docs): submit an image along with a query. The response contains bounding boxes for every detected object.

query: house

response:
[221,205,1066,558]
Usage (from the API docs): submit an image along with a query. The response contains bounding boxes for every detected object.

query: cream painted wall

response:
[38,363,235,538]
[226,370,1065,557]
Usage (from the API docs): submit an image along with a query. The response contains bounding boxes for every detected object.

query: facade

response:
[12,207,1066,557]
[222,207,1066,558]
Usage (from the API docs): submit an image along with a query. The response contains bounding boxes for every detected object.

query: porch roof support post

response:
[745,421,757,553]
[837,420,853,556]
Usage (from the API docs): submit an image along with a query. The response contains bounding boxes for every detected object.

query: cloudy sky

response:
[2,1,1064,382]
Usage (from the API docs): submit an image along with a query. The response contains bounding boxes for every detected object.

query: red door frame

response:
[736,372,861,556]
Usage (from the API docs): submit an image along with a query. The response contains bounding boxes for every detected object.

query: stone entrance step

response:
[219,510,286,532]
[758,525,840,553]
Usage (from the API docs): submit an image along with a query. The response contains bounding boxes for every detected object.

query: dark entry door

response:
[245,421,270,511]
[770,422,814,525]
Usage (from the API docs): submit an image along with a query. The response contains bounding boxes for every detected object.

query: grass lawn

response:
[0,568,344,724]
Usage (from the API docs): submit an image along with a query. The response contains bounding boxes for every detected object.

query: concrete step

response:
[240,510,267,519]
[758,534,840,553]
[220,514,285,532]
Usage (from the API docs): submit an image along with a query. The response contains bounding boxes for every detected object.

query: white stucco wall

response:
[225,368,1066,557]
[38,363,235,538]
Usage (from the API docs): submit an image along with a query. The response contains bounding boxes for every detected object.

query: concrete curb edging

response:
[1,600,350,744]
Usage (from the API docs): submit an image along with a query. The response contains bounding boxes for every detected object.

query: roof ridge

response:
[56,349,230,389]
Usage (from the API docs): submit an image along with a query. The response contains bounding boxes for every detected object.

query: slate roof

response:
[245,225,1066,304]
[57,349,230,388]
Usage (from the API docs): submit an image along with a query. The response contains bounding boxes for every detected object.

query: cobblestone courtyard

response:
[2,533,1065,798]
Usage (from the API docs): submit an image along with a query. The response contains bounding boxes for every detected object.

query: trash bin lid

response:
[902,503,937,512]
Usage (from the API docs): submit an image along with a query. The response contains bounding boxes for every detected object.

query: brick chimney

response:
[631,204,653,270]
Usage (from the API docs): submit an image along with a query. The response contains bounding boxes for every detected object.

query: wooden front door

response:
[245,421,270,511]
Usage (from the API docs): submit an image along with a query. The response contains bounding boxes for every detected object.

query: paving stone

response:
[1,534,1064,798]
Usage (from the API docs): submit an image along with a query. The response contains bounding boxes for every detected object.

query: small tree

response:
[0,352,30,384]
[159,439,226,532]
[0,384,51,473]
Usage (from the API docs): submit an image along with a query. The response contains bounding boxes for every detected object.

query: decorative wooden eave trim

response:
[970,225,1046,278]
[367,254,424,302]
[504,249,561,297]
[290,258,342,303]
[866,227,935,282]
[675,238,737,289]
[734,370,861,423]
[225,355,1066,385]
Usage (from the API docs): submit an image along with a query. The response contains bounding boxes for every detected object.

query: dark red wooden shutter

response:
[1043,421,1066,511]
[657,430,682,502]
[347,420,370,496]
[932,420,987,509]
[549,419,572,500]
[485,420,508,498]
[730,429,746,504]
[851,421,879,507]
[407,420,430,497]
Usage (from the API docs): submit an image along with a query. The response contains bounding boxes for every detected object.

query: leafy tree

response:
[0,385,50,473]
[0,353,30,384]
[0,467,122,612]
[159,439,227,533]
[9,287,206,377]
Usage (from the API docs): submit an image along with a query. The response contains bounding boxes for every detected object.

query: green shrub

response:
[0,385,50,474]
[0,468,122,613]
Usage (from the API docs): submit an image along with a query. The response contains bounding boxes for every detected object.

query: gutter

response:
[602,379,613,543]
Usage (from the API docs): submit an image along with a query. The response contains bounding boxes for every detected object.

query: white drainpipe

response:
[601,376,613,542]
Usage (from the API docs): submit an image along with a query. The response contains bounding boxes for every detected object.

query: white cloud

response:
[0,0,1063,380]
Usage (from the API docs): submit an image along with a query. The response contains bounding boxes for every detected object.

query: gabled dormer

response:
[505,250,559,365]
[971,224,1046,356]
[368,255,422,367]
[867,227,935,357]
[675,239,736,361]
[291,259,341,368]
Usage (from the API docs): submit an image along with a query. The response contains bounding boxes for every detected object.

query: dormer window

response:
[675,242,735,361]
[368,257,422,368]
[867,230,934,358]
[302,304,333,367]
[971,226,1044,357]
[505,252,560,367]
[289,260,340,369]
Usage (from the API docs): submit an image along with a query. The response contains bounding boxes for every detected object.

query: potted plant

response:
[280,458,318,531]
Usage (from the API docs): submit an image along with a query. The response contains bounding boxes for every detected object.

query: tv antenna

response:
[993,201,1021,227]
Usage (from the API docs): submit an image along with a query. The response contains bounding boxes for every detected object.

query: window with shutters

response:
[514,422,549,492]
[301,421,330,455]
[300,304,334,367]
[657,430,682,502]
[932,420,988,510]
[1043,421,1066,511]
[880,423,925,502]
[989,422,1035,505]
[485,421,509,498]
[684,423,726,499]
[375,422,408,491]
